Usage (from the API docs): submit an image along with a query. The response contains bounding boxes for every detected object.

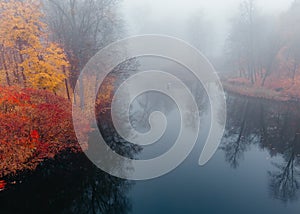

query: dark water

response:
[1,92,300,214]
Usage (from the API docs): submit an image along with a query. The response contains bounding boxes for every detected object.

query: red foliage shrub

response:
[0,86,90,178]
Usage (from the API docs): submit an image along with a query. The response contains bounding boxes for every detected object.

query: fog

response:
[122,0,294,58]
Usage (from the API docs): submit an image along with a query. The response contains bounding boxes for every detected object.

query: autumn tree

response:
[0,0,70,94]
[43,0,124,108]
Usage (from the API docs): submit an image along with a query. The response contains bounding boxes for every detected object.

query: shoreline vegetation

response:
[222,1,300,104]
[0,0,121,189]
[0,87,91,188]
[0,75,115,190]
[222,78,300,103]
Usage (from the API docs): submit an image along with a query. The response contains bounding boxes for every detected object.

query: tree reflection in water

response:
[0,152,134,214]
[268,134,300,203]
[222,93,300,203]
[0,108,140,214]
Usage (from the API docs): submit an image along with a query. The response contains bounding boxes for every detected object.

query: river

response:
[1,89,300,213]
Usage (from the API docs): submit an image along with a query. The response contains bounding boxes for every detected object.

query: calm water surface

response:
[1,85,300,213]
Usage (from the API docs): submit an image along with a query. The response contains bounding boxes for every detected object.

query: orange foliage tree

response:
[0,0,70,94]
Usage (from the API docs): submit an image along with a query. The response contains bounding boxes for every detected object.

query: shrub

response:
[0,87,90,177]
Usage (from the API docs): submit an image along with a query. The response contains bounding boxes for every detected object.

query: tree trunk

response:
[63,66,71,101]
[79,76,85,109]
[0,49,11,86]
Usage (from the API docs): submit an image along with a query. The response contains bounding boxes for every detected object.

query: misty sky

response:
[122,0,295,56]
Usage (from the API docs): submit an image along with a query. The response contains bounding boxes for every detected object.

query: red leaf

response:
[0,180,6,190]
[30,130,40,140]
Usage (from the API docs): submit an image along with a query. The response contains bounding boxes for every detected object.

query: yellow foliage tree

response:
[0,0,69,93]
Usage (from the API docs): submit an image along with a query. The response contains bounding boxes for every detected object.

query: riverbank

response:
[222,79,300,102]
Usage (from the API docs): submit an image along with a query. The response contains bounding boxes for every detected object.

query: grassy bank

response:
[222,79,300,102]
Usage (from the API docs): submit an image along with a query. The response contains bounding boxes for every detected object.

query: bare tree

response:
[227,0,260,83]
[280,1,300,82]
[258,16,282,86]
[43,0,124,108]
